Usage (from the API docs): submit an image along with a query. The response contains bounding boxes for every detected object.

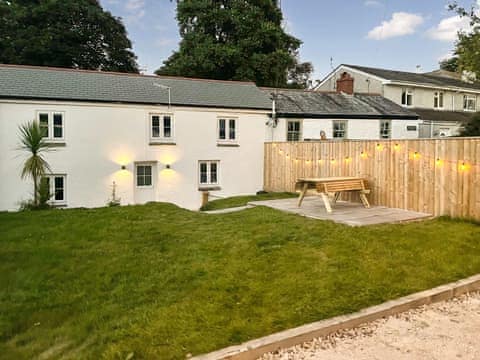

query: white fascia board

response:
[316,65,388,89]
[387,81,480,94]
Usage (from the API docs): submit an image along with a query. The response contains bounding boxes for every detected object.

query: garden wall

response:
[264,138,480,220]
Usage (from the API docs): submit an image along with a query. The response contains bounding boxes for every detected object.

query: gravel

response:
[259,292,480,360]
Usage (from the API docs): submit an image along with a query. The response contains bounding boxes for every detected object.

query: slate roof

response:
[412,108,474,123]
[264,89,419,119]
[343,64,480,91]
[0,64,272,110]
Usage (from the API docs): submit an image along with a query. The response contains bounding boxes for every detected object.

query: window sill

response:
[198,186,221,191]
[46,141,66,147]
[149,141,176,146]
[217,142,239,147]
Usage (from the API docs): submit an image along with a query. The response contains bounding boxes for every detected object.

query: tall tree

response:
[156,0,313,88]
[449,2,480,79]
[0,0,139,72]
[439,57,459,72]
[460,112,480,136]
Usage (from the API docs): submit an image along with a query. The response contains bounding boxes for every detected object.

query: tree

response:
[460,112,480,136]
[439,57,459,72]
[0,0,138,72]
[449,2,480,79]
[156,0,313,88]
[18,121,52,206]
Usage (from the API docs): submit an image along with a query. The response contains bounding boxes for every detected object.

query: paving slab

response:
[249,197,431,226]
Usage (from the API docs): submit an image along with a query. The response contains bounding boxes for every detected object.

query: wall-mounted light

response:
[165,164,171,169]
[121,165,127,170]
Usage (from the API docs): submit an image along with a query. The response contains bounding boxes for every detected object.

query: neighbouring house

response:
[0,65,271,211]
[263,88,419,141]
[316,64,480,137]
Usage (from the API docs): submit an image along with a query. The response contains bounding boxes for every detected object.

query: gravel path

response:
[260,292,480,360]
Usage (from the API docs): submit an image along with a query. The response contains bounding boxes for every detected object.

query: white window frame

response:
[379,119,391,139]
[286,120,302,141]
[463,94,477,112]
[401,88,413,107]
[150,113,174,142]
[36,111,65,141]
[135,164,154,188]
[332,120,347,139]
[44,174,67,206]
[434,91,444,109]
[217,117,238,143]
[198,160,220,187]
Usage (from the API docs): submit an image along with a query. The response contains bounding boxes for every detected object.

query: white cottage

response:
[0,65,271,211]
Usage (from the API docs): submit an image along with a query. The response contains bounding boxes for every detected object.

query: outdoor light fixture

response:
[165,164,171,169]
[121,165,126,170]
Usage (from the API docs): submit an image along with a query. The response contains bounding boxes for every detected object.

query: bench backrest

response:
[317,179,367,193]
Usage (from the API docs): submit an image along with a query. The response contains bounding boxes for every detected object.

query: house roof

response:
[412,108,474,123]
[0,64,272,110]
[342,64,480,91]
[264,88,419,119]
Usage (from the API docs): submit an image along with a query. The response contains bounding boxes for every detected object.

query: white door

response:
[134,162,157,204]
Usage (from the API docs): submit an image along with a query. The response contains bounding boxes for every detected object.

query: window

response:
[406,125,418,131]
[218,118,236,142]
[434,91,444,109]
[150,114,174,141]
[333,120,347,139]
[463,95,476,111]
[287,120,301,141]
[136,165,153,187]
[379,120,391,139]
[43,175,66,204]
[401,89,413,106]
[37,111,64,140]
[199,161,219,186]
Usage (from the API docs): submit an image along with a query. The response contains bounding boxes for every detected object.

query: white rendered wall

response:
[0,100,268,211]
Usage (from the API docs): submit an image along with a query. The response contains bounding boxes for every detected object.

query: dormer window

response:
[434,91,444,109]
[401,89,413,107]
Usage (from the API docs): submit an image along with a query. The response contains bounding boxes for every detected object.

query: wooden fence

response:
[264,138,480,220]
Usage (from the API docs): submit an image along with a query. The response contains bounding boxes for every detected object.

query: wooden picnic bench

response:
[296,177,370,213]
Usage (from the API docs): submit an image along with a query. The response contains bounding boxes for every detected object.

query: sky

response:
[99,0,479,81]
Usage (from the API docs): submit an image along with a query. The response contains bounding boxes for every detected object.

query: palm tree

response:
[18,121,51,206]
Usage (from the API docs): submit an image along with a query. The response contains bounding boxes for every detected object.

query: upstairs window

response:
[150,114,174,142]
[218,118,236,142]
[379,120,391,139]
[37,111,64,140]
[199,161,219,186]
[401,89,413,107]
[434,91,444,109]
[287,120,301,141]
[333,120,347,139]
[463,95,476,111]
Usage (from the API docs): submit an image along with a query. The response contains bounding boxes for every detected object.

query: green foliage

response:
[157,0,313,88]
[448,3,480,79]
[0,0,138,72]
[460,112,480,136]
[200,192,297,211]
[18,121,51,206]
[439,56,459,72]
[1,203,479,358]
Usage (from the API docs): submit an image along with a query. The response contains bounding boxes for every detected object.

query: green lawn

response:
[1,203,480,359]
[200,192,297,211]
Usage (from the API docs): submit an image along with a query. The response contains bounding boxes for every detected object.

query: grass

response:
[1,204,480,359]
[200,192,297,211]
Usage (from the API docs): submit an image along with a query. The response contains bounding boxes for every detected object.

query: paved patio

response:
[249,196,432,226]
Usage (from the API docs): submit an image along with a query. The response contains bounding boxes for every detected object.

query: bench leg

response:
[297,183,309,207]
[359,193,370,209]
[332,192,340,204]
[320,192,333,213]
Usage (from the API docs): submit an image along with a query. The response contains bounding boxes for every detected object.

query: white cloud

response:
[124,0,146,24]
[427,15,472,42]
[126,0,144,11]
[367,12,424,40]
[364,0,383,8]
[155,38,175,47]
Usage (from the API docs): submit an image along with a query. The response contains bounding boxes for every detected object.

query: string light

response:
[331,158,336,164]
[435,158,443,167]
[376,143,384,151]
[394,143,400,151]
[413,152,420,160]
[345,156,351,163]
[360,151,368,159]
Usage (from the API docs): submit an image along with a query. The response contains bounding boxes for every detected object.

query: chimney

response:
[336,72,354,94]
